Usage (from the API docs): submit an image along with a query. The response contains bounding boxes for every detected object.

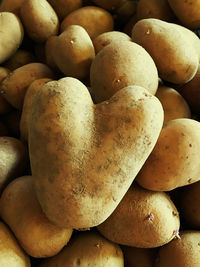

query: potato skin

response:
[0,0,24,16]
[0,221,30,266]
[39,231,124,267]
[29,78,163,229]
[136,118,200,191]
[132,18,199,84]
[92,0,125,11]
[90,40,158,103]
[0,67,11,115]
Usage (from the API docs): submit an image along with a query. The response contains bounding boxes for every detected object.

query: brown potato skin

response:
[0,0,24,16]
[90,40,158,103]
[60,6,114,40]
[0,176,73,258]
[92,0,125,11]
[136,118,200,191]
[39,231,124,267]
[29,78,163,229]
[97,184,180,248]
[0,221,30,266]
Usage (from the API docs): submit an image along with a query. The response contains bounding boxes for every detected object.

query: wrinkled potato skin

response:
[39,232,124,267]
[29,78,163,229]
[136,118,200,191]
[60,6,114,40]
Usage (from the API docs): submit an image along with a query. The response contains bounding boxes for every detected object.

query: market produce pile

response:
[0,0,200,266]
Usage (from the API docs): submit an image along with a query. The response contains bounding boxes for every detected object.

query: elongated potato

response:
[29,77,163,229]
[136,118,200,191]
[39,231,124,267]
[90,40,159,103]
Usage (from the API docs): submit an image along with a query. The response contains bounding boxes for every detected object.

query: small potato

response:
[97,184,180,248]
[0,0,24,16]
[0,63,55,109]
[93,31,131,54]
[0,176,73,258]
[90,40,158,103]
[20,78,52,142]
[0,12,24,64]
[20,0,59,43]
[0,67,11,115]
[155,231,200,267]
[132,18,199,84]
[155,85,191,124]
[0,221,30,266]
[136,118,200,191]
[60,6,114,40]
[0,136,28,194]
[38,231,124,267]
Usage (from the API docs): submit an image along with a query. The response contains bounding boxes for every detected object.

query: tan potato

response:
[0,176,73,258]
[0,221,30,266]
[155,231,200,267]
[52,25,95,79]
[38,231,124,267]
[20,0,59,43]
[132,18,199,84]
[136,118,200,191]
[97,183,180,248]
[0,12,24,64]
[60,6,114,40]
[29,78,163,229]
[0,67,11,115]
[93,31,131,54]
[155,85,191,124]
[0,0,24,16]
[90,40,159,103]
[20,78,52,142]
[0,63,55,109]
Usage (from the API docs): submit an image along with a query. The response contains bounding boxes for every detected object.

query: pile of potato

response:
[0,0,200,266]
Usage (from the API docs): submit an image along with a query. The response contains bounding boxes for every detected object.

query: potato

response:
[155,231,200,267]
[97,183,180,248]
[0,12,24,64]
[29,77,163,229]
[45,36,58,70]
[137,0,175,22]
[0,176,73,258]
[136,118,200,191]
[155,85,191,124]
[47,0,82,20]
[60,6,114,40]
[38,231,124,267]
[132,18,199,84]
[20,78,52,142]
[0,221,30,266]
[93,31,131,54]
[0,67,11,115]
[168,0,200,29]
[0,136,28,194]
[114,1,138,26]
[0,63,55,109]
[90,40,158,103]
[20,0,59,43]
[92,0,125,11]
[52,25,95,79]
[0,0,24,16]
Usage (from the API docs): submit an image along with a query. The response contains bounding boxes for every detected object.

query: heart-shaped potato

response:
[29,77,163,229]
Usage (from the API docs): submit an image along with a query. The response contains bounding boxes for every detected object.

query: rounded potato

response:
[20,0,59,43]
[0,176,73,258]
[0,221,30,266]
[155,85,191,124]
[132,18,199,84]
[60,6,114,40]
[39,231,124,267]
[136,118,200,191]
[0,12,24,64]
[0,63,55,109]
[97,184,180,248]
[155,231,200,267]
[0,0,24,16]
[29,78,163,229]
[90,40,158,103]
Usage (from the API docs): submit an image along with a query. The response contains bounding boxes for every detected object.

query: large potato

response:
[0,176,73,258]
[0,12,24,64]
[39,231,124,267]
[136,118,200,191]
[90,40,159,103]
[97,184,180,248]
[29,77,163,229]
